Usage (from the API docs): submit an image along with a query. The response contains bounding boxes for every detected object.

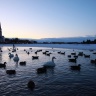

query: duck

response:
[9,53,14,58]
[27,52,30,55]
[27,80,35,90]
[13,54,19,62]
[43,57,56,68]
[78,52,83,56]
[60,52,65,55]
[93,52,96,54]
[19,61,26,65]
[57,51,61,54]
[69,58,77,63]
[6,69,16,75]
[12,48,16,52]
[45,53,51,56]
[68,55,71,58]
[0,62,6,68]
[29,48,32,50]
[35,51,38,54]
[90,59,96,64]
[0,50,3,52]
[37,67,47,74]
[74,55,78,59]
[70,64,81,70]
[32,56,39,59]
[71,52,76,55]
[84,54,90,58]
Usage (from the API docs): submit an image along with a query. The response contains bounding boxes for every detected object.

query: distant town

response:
[0,23,96,44]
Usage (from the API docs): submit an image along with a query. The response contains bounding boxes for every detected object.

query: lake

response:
[0,44,96,96]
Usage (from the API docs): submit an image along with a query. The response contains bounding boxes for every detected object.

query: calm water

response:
[0,46,96,96]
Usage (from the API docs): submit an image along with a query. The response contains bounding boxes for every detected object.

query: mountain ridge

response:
[36,36,96,42]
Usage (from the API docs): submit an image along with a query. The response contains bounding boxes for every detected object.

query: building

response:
[0,23,5,42]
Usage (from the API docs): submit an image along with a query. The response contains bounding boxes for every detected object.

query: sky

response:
[0,0,96,39]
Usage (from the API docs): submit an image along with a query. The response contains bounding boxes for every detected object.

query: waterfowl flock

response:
[0,45,96,91]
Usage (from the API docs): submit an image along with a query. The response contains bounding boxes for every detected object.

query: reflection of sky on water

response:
[0,46,96,96]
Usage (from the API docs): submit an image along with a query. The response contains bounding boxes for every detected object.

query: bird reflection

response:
[0,48,2,63]
[0,53,2,62]
[15,62,18,68]
[47,67,54,75]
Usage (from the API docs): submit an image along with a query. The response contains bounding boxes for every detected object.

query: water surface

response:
[0,46,96,96]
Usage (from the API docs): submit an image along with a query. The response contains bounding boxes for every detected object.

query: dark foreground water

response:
[0,46,96,96]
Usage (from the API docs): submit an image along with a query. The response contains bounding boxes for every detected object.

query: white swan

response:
[13,54,19,62]
[9,53,14,58]
[43,57,56,67]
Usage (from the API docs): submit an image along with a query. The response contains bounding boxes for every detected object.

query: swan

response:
[9,53,14,58]
[43,57,56,67]
[13,54,19,62]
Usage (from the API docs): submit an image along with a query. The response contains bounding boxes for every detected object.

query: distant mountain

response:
[12,36,96,43]
[36,36,96,43]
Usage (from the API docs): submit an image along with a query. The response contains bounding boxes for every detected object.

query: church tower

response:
[0,22,5,42]
[0,23,2,37]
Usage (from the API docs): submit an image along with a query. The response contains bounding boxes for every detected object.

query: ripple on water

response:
[0,46,96,96]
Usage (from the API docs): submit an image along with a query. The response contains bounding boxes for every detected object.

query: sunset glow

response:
[0,0,96,39]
